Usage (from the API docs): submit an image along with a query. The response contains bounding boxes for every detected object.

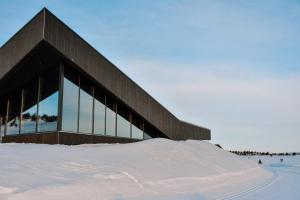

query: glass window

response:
[117,106,130,138]
[94,93,105,135]
[6,91,22,135]
[21,78,38,134]
[106,101,116,136]
[132,124,143,139]
[0,99,7,137]
[144,132,152,140]
[6,117,20,135]
[0,116,3,140]
[131,115,143,139]
[79,87,93,133]
[21,106,37,134]
[117,114,130,138]
[62,77,79,132]
[38,69,59,132]
[38,92,58,132]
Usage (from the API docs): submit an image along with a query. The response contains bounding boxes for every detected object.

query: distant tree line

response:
[22,113,57,122]
[230,150,300,156]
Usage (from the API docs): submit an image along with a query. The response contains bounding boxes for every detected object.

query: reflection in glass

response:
[144,132,152,140]
[132,124,143,139]
[0,116,3,139]
[38,92,58,132]
[106,107,116,136]
[21,106,37,134]
[79,89,93,133]
[117,114,130,138]
[7,95,21,135]
[62,78,79,132]
[6,117,20,135]
[94,98,105,135]
[21,79,38,134]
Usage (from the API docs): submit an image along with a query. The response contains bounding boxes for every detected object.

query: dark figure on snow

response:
[258,159,262,164]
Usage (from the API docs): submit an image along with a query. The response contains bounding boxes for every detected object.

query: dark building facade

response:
[0,9,210,144]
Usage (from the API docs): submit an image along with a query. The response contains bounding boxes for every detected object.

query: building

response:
[0,8,210,144]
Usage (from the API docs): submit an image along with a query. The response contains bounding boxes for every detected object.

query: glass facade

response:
[21,78,38,134]
[132,124,143,139]
[6,91,22,135]
[79,88,93,133]
[0,68,59,136]
[38,92,58,132]
[21,100,37,134]
[144,132,152,140]
[6,117,20,135]
[0,65,160,141]
[117,106,131,138]
[117,114,130,138]
[94,92,105,135]
[106,106,116,136]
[62,77,79,132]
[38,70,59,132]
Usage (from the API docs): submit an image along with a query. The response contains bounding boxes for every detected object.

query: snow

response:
[0,139,298,200]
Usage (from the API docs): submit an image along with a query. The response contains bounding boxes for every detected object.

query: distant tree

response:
[22,113,31,119]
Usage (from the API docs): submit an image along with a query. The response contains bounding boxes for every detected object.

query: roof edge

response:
[0,8,46,49]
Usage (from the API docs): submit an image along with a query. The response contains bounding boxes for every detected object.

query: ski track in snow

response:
[0,139,299,200]
[217,157,300,200]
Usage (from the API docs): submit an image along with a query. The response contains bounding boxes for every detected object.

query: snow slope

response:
[0,138,270,200]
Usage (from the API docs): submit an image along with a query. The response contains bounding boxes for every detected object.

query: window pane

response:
[106,107,116,136]
[132,124,143,139]
[79,89,93,133]
[0,116,3,141]
[117,114,130,138]
[7,118,20,135]
[21,106,37,134]
[7,91,21,135]
[144,132,152,140]
[38,92,58,132]
[94,99,105,135]
[62,77,79,132]
[0,99,7,137]
[38,69,59,132]
[21,78,38,134]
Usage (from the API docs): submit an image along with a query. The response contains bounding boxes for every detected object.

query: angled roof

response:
[0,8,210,140]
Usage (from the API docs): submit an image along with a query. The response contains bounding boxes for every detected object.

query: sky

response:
[0,0,299,152]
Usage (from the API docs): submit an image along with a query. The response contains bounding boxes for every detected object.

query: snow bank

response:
[0,138,270,200]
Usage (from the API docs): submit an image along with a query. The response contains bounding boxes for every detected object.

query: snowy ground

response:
[0,139,298,200]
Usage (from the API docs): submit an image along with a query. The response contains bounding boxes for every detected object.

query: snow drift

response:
[0,138,270,200]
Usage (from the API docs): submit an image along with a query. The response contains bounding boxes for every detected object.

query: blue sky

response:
[1,0,300,152]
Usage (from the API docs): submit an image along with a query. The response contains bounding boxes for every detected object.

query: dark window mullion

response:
[91,87,95,135]
[57,63,64,132]
[36,76,42,133]
[19,89,25,134]
[130,113,132,138]
[104,95,107,136]
[77,76,81,133]
[115,103,117,137]
[4,100,9,136]
[142,120,145,140]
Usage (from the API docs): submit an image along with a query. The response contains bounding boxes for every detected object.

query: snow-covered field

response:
[0,139,298,200]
